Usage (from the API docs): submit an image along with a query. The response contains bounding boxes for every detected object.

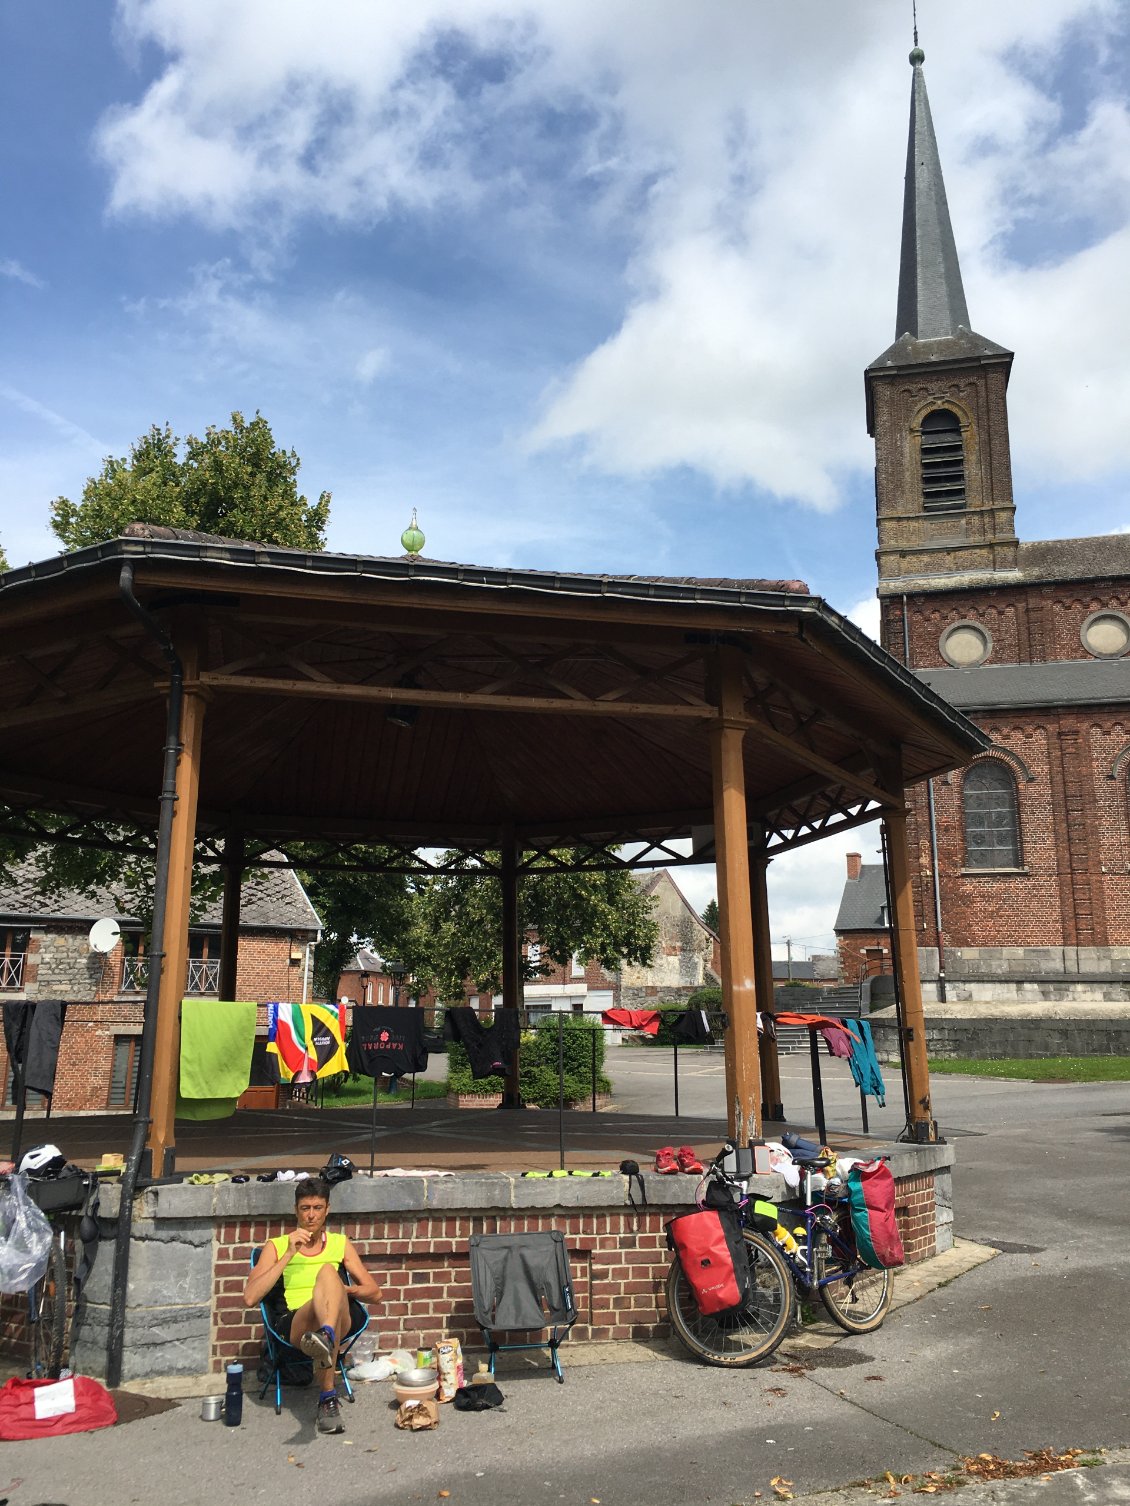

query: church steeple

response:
[895,48,970,341]
[866,46,1018,597]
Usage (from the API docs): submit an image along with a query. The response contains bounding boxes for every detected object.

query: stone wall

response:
[64,1149,953,1382]
[869,1010,1130,1059]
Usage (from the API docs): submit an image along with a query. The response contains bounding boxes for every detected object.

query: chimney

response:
[846,852,862,881]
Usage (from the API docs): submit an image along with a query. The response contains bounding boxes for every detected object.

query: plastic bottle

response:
[471,1362,493,1386]
[223,1362,244,1427]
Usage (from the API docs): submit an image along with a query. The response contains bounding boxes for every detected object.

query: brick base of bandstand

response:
[61,1147,953,1383]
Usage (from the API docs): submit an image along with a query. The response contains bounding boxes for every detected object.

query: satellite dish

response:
[89,918,122,954]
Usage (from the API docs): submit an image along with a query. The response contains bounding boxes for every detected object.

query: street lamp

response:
[385,958,408,1007]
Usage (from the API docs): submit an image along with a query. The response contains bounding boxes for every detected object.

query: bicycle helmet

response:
[18,1143,67,1177]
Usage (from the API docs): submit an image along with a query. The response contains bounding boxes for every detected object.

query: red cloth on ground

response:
[600,1008,661,1036]
[0,1376,117,1440]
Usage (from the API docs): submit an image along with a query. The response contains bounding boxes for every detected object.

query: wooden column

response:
[218,828,244,1002]
[709,647,761,1143]
[750,844,783,1122]
[883,793,937,1143]
[499,829,523,1109]
[147,678,206,1175]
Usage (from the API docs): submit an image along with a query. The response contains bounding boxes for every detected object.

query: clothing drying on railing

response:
[2,999,66,1102]
[600,1008,661,1036]
[265,1000,348,1083]
[175,998,257,1120]
[845,1017,887,1107]
[347,1006,429,1078]
[443,1008,521,1079]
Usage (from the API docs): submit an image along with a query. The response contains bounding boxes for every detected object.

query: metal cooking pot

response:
[201,1395,224,1421]
[396,1366,438,1388]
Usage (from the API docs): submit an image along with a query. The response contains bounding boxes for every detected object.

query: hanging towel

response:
[176,999,257,1119]
[2,1000,67,1100]
[846,1017,887,1107]
[443,1008,519,1079]
[600,1008,660,1036]
[818,1022,854,1060]
[265,1001,348,1082]
[348,1006,428,1078]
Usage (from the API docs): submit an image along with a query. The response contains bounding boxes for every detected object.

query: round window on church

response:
[1081,610,1130,659]
[940,621,991,668]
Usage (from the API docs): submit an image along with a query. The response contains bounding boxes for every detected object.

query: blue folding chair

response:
[250,1247,370,1414]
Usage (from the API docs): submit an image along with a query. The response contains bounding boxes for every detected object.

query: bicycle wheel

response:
[666,1229,794,1367]
[813,1229,892,1334]
[31,1238,67,1380]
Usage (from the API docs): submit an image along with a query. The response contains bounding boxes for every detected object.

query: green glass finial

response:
[401,507,425,555]
[909,45,925,65]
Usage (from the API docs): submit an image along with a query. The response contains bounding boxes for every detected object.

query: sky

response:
[3,0,1130,956]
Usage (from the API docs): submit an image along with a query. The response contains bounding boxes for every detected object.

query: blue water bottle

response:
[223,1362,244,1426]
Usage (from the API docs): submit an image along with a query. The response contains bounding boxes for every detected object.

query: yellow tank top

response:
[269,1231,347,1311]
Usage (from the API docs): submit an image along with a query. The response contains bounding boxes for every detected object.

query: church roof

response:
[868,50,1012,373]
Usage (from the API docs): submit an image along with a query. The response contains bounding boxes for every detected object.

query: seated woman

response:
[243,1174,383,1434]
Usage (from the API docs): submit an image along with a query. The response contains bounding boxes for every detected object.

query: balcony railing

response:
[120,956,220,995]
[0,953,26,991]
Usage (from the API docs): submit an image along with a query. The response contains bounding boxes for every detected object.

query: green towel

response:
[177,999,258,1100]
[176,1098,239,1121]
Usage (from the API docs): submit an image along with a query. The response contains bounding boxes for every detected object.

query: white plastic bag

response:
[0,1173,53,1293]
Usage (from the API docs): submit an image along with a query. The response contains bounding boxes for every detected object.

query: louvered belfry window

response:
[920,408,965,511]
[963,761,1021,869]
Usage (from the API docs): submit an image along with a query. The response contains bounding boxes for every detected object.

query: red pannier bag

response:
[0,1375,117,1440]
[666,1208,751,1316]
[846,1160,905,1269]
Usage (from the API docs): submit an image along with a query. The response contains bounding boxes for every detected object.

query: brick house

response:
[833,853,892,985]
[0,856,320,1112]
[864,51,1130,1004]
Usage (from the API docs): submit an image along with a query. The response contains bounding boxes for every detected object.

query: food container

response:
[396,1366,438,1388]
[200,1395,224,1421]
[394,1379,439,1404]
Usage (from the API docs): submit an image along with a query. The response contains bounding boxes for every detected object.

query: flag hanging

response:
[266,1001,348,1082]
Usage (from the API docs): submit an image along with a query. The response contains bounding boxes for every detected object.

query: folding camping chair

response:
[468,1231,577,1383]
[250,1247,369,1414]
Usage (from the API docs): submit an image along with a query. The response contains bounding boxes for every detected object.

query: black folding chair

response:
[468,1231,577,1383]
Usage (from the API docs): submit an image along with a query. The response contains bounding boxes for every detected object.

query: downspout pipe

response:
[106,562,183,1388]
[902,592,946,1002]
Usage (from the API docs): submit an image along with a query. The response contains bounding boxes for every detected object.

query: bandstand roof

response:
[0,527,989,874]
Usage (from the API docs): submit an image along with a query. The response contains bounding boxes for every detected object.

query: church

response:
[861,46,1130,1004]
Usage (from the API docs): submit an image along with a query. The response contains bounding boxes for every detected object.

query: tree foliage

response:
[700,897,719,934]
[408,853,659,1002]
[49,410,330,552]
[293,849,417,999]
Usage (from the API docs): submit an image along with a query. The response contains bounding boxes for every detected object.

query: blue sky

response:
[3,0,1129,950]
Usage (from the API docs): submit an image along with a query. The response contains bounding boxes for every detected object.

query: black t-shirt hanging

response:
[444,1007,520,1079]
[347,1007,428,1078]
[671,1007,713,1045]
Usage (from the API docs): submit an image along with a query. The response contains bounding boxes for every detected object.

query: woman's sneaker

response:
[317,1392,345,1434]
[654,1146,679,1174]
[300,1326,336,1369]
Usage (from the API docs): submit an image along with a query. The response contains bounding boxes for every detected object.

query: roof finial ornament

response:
[910,0,924,65]
[401,507,425,556]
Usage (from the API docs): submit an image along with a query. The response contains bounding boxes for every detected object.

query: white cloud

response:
[95,0,1130,511]
[0,258,44,288]
[355,347,391,385]
[847,595,881,642]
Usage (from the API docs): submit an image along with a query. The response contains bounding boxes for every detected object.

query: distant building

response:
[833,853,892,985]
[0,856,319,1112]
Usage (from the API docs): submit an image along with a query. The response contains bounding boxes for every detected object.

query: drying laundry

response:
[600,1008,660,1036]
[670,1007,713,1045]
[266,1001,348,1082]
[176,999,258,1120]
[846,1017,887,1107]
[443,1008,520,1079]
[773,1012,861,1043]
[2,999,67,1100]
[819,1022,855,1059]
[347,1007,428,1078]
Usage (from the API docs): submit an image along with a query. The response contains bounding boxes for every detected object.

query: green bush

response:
[445,1015,610,1103]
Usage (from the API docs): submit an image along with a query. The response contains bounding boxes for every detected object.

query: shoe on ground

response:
[300,1328,335,1369]
[316,1393,345,1434]
[654,1146,679,1174]
[676,1146,704,1174]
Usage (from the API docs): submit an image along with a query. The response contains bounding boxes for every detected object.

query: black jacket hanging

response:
[347,1006,428,1078]
[2,999,67,1099]
[443,1008,520,1079]
[671,1006,714,1045]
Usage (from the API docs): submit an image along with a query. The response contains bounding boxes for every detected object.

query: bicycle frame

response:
[738,1165,866,1297]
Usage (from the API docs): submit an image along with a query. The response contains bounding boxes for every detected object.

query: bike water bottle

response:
[223,1362,244,1426]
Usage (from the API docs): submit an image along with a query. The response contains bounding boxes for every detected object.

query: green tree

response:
[410,852,659,1002]
[49,411,330,551]
[0,540,8,571]
[293,848,416,999]
[701,897,719,934]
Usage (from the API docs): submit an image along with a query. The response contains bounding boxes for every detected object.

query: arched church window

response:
[920,409,966,511]
[963,761,1021,869]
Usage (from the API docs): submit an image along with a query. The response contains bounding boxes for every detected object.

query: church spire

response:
[895,47,970,341]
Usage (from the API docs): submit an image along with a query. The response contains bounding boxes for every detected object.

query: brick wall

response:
[837,932,891,984]
[210,1184,936,1372]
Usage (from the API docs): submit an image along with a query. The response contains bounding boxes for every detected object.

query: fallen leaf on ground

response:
[865,1374,885,1381]
[991,1411,1000,1421]
[771,1476,794,1500]
[763,1386,788,1397]
[438,1493,450,1500]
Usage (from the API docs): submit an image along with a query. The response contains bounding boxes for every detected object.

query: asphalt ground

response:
[3,1054,1130,1503]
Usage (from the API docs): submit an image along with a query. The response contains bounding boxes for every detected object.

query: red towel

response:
[600,1008,661,1036]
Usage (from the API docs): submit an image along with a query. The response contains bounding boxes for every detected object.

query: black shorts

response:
[270,1297,367,1347]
